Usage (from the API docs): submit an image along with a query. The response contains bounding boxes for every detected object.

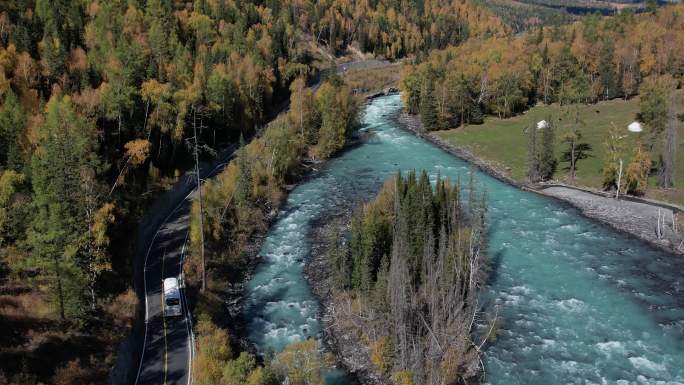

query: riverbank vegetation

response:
[192,314,331,385]
[186,74,358,385]
[0,0,504,380]
[402,6,684,203]
[0,0,327,380]
[327,171,491,385]
[435,92,684,204]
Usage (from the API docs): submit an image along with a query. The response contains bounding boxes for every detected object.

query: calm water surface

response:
[243,95,684,385]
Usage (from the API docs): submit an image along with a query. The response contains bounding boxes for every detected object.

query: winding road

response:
[133,144,237,385]
[131,60,395,385]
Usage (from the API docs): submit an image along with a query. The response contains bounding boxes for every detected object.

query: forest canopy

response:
[328,171,490,384]
[401,7,684,130]
[0,0,502,382]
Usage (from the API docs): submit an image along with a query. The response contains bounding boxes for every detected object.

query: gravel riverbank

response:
[397,112,684,256]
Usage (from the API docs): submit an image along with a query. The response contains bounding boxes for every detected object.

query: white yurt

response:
[536,120,549,130]
[628,121,643,133]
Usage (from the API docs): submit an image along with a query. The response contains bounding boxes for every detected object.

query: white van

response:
[163,277,182,317]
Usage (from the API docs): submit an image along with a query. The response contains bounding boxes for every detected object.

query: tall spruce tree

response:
[527,122,540,182]
[27,95,102,321]
[539,119,557,181]
[0,90,25,171]
[659,92,678,188]
[420,74,438,131]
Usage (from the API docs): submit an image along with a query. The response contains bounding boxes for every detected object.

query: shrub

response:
[370,336,393,374]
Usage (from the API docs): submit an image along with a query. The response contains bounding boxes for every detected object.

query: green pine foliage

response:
[539,118,557,181]
[333,170,488,383]
[401,7,684,130]
[26,95,103,322]
[419,75,439,131]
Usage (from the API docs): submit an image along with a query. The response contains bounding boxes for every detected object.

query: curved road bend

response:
[134,196,192,385]
[134,143,239,385]
[132,60,395,385]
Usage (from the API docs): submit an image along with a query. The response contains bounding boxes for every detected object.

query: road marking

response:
[134,199,187,385]
[134,146,238,385]
[179,231,193,385]
[161,248,169,385]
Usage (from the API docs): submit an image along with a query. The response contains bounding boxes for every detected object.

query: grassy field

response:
[434,95,684,205]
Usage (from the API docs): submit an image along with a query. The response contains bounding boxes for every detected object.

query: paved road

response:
[131,59,396,385]
[134,142,238,385]
[135,197,193,385]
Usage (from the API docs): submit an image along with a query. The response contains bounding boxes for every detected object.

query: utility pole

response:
[193,106,207,291]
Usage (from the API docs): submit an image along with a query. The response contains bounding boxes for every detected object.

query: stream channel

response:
[243,95,684,385]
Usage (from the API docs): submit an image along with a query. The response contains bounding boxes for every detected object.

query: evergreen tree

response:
[419,74,438,131]
[0,90,25,171]
[526,122,540,182]
[539,119,557,181]
[639,76,673,145]
[560,130,592,180]
[27,95,102,321]
[598,38,618,100]
[659,92,678,188]
[560,109,591,180]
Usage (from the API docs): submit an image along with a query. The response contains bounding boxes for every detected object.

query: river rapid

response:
[243,95,684,384]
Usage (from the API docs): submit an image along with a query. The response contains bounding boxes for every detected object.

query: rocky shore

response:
[304,216,387,385]
[220,209,277,355]
[397,111,684,256]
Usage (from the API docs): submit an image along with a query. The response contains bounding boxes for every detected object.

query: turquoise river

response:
[243,95,684,384]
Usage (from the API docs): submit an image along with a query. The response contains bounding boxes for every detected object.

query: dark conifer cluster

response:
[331,171,489,384]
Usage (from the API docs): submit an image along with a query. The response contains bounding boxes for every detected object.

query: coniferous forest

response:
[0,0,503,383]
[327,171,489,385]
[0,0,683,384]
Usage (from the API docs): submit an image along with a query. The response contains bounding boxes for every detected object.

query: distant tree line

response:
[402,8,684,131]
[483,0,576,33]
[278,0,507,59]
[329,171,491,385]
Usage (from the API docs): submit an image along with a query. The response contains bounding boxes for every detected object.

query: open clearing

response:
[435,95,684,205]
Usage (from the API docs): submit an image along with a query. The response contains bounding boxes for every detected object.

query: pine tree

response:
[539,119,557,181]
[560,109,591,180]
[0,90,25,171]
[526,122,540,182]
[659,92,678,188]
[420,75,438,131]
[27,95,102,321]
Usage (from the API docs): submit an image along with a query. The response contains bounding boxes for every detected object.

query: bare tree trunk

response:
[143,101,150,138]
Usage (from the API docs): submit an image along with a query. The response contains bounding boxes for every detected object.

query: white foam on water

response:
[629,357,667,378]
[559,360,579,373]
[500,292,522,306]
[511,285,532,295]
[596,341,626,356]
[542,338,557,349]
[557,298,585,312]
[559,223,580,232]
